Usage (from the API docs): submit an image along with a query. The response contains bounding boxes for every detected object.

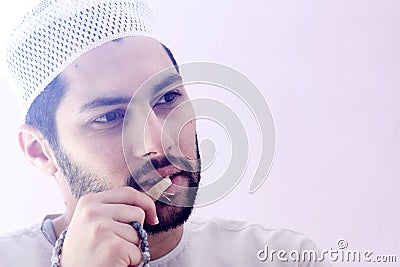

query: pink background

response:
[0,1,398,265]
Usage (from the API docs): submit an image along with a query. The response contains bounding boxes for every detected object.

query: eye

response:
[93,110,125,123]
[156,91,182,105]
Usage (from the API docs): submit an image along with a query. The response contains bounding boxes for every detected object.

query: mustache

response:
[127,154,199,189]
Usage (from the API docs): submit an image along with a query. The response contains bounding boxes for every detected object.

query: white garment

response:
[0,216,332,266]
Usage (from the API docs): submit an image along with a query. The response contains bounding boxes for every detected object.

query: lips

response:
[136,166,182,190]
[155,166,182,179]
[170,174,183,186]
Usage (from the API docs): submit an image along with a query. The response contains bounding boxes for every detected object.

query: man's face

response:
[54,36,200,233]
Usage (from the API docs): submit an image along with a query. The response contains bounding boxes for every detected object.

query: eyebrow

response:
[79,96,132,113]
[79,72,183,113]
[152,72,183,94]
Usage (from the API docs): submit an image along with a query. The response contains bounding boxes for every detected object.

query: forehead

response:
[60,36,176,103]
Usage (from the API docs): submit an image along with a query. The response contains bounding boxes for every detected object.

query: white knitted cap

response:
[6,0,162,116]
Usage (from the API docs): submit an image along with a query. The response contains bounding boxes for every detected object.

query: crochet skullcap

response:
[6,0,162,117]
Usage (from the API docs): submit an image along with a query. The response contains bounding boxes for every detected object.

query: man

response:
[0,0,331,266]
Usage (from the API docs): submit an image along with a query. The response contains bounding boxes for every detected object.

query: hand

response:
[60,187,158,267]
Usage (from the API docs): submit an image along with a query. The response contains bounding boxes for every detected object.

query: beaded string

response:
[51,228,68,267]
[130,221,150,266]
[51,222,150,267]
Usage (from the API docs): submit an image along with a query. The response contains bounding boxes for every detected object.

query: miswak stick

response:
[146,176,173,201]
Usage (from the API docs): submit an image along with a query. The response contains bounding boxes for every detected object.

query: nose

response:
[124,108,174,159]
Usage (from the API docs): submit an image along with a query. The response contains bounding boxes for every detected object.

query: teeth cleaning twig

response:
[146,175,173,201]
[161,192,172,202]
[161,191,175,202]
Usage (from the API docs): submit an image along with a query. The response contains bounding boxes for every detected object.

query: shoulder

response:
[179,217,332,266]
[187,216,319,252]
[0,222,49,248]
[1,223,40,239]
[188,216,312,241]
[0,222,53,266]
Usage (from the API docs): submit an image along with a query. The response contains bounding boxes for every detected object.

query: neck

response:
[52,211,73,238]
[148,226,183,259]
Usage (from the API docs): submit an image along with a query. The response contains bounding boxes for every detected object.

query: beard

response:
[53,136,201,235]
[127,153,201,234]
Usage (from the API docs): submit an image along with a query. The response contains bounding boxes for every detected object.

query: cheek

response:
[176,120,197,160]
[57,126,129,185]
[163,100,197,159]
[92,140,128,177]
[84,139,128,180]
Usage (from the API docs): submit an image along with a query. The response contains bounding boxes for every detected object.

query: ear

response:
[18,124,58,175]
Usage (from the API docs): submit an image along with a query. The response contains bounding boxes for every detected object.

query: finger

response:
[100,236,143,267]
[116,237,143,267]
[112,222,140,246]
[126,245,144,267]
[92,187,158,225]
[104,204,146,224]
[90,220,140,246]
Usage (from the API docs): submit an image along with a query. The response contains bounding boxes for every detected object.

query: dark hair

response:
[25,43,179,149]
[25,75,66,149]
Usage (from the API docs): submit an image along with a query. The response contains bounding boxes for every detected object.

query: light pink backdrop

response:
[0,1,398,266]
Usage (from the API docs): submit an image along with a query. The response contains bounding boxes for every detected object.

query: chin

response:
[143,201,194,235]
[143,177,199,234]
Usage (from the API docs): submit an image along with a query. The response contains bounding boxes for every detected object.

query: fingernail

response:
[155,216,159,225]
